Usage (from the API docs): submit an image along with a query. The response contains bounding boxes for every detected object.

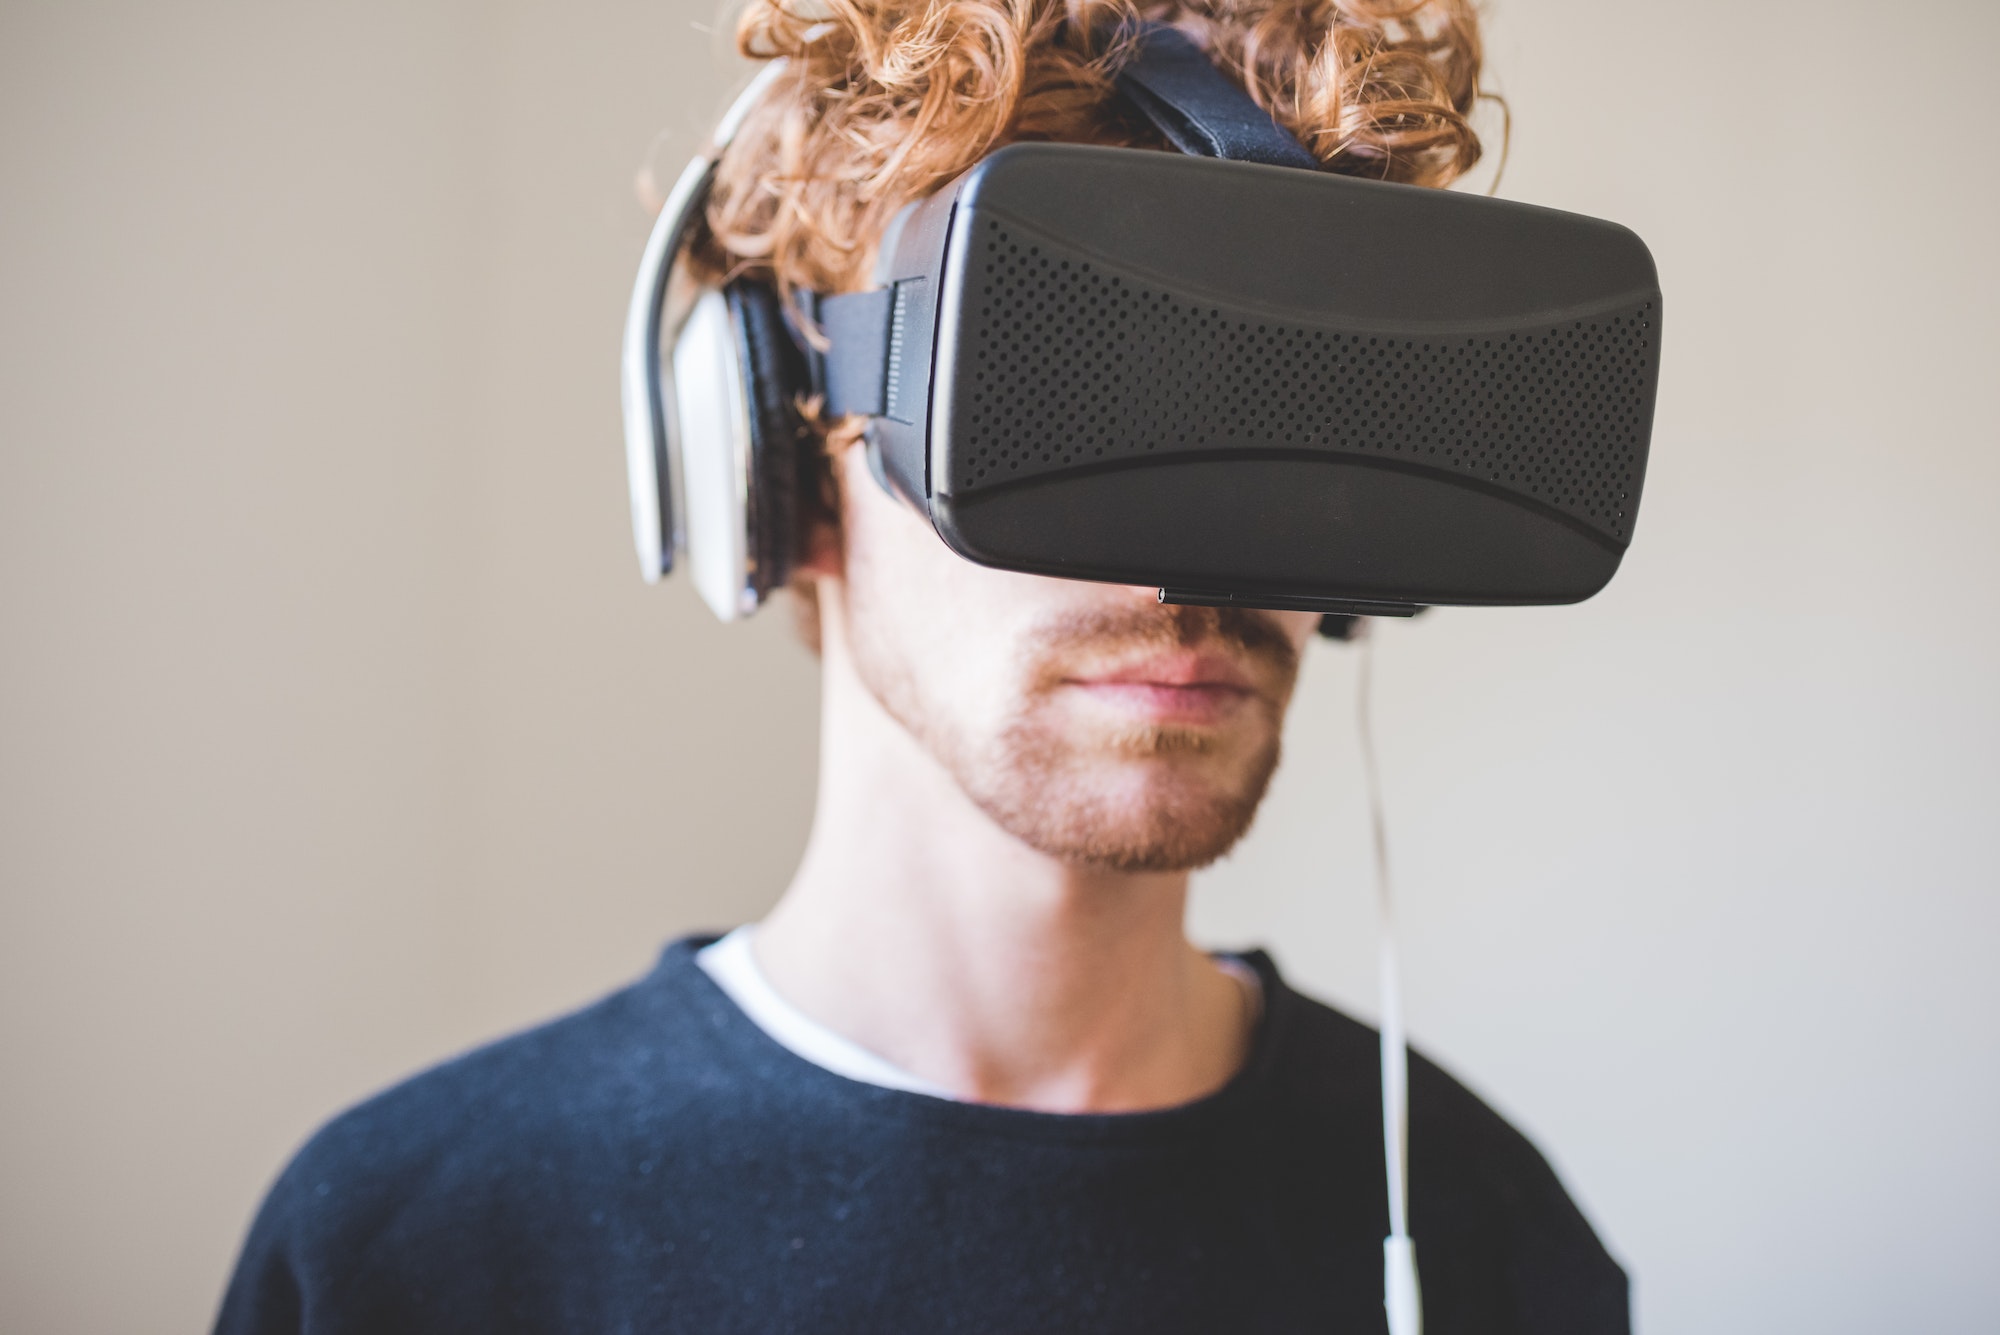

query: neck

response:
[752,607,1251,1113]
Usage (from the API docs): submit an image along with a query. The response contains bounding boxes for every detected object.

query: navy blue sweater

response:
[216,939,1626,1333]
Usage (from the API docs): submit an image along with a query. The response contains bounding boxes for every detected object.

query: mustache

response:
[1020,603,1300,680]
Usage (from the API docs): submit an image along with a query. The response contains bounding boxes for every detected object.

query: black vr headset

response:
[622,25,1662,632]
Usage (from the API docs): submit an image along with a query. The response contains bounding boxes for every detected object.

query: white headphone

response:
[621,60,808,622]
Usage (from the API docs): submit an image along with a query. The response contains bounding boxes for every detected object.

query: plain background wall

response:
[1,1,1993,1331]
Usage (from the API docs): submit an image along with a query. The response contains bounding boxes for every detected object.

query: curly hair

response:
[683,0,1489,639]
[701,0,1487,303]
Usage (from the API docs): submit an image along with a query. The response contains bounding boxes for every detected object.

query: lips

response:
[1061,652,1257,724]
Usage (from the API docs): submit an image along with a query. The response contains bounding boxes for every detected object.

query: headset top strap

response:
[1112,22,1319,171]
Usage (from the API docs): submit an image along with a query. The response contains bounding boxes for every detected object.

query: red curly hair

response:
[702,0,1488,303]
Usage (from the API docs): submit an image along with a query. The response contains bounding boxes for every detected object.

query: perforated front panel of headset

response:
[953,217,1657,546]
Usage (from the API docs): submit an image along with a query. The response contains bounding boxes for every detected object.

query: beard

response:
[845,598,1301,873]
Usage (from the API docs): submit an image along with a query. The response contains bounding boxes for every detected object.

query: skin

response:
[753,445,1321,1113]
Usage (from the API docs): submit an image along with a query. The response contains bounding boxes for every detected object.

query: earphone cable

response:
[1357,623,1423,1335]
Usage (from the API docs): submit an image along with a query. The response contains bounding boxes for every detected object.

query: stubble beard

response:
[846,603,1298,874]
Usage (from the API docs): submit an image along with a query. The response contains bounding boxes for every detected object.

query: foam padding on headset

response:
[725,280,810,600]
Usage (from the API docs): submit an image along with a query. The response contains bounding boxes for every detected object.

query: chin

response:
[967,740,1283,873]
[1035,803,1259,873]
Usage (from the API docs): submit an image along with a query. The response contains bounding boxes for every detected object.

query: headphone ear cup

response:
[724,280,809,601]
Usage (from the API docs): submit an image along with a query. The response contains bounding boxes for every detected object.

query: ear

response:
[789,440,852,581]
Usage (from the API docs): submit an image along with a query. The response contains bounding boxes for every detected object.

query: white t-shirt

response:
[695,925,1264,1102]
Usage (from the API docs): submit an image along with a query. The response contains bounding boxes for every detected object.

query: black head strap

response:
[1111,22,1319,171]
[799,288,893,418]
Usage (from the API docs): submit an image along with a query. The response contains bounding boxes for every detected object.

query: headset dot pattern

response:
[958,221,1655,545]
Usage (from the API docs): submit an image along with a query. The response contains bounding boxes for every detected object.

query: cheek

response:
[840,453,1032,718]
[1273,612,1321,691]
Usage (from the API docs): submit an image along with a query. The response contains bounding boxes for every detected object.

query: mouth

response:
[1060,651,1258,726]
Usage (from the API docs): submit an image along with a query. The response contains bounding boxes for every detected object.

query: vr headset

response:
[623,25,1661,631]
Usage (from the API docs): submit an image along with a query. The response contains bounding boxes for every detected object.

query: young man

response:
[218,3,1627,1331]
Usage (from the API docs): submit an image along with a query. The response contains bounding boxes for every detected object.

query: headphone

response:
[621,61,815,624]
[621,54,1372,640]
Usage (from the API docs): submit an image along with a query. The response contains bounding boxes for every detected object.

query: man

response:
[217,2,1627,1330]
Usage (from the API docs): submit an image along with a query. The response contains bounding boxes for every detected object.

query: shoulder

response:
[214,939,728,1333]
[1253,955,1630,1333]
[298,941,706,1177]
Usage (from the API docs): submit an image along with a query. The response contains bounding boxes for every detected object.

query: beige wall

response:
[2,2,1994,1332]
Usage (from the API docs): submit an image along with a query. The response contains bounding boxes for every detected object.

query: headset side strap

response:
[814,287,895,417]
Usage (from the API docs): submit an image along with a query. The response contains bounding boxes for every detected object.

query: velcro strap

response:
[1114,22,1319,171]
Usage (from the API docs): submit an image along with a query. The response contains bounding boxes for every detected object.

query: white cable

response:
[1356,625,1422,1335]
